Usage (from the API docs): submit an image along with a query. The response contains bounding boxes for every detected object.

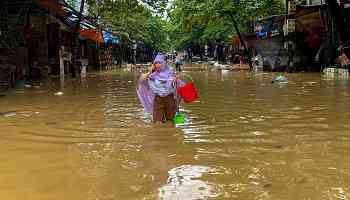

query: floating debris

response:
[0,111,17,118]
[271,75,288,83]
[54,92,64,96]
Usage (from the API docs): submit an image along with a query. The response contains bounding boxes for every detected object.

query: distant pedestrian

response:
[175,54,183,72]
[239,54,245,65]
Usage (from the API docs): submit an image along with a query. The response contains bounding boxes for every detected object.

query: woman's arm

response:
[140,64,156,82]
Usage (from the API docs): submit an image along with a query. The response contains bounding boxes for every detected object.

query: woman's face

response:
[154,62,163,71]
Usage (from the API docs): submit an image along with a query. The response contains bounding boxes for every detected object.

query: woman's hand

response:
[144,64,155,79]
[145,72,151,80]
[150,64,156,72]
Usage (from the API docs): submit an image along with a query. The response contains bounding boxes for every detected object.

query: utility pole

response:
[97,0,101,70]
[72,0,85,78]
[73,0,85,36]
[325,0,345,46]
[285,0,296,69]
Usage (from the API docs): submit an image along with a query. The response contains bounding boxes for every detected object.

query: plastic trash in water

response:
[24,84,32,88]
[272,75,288,83]
[54,92,64,96]
[1,111,17,118]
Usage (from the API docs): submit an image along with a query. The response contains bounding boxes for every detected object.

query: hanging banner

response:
[288,0,297,14]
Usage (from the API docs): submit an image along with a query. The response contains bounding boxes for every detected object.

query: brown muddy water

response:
[1,67,350,200]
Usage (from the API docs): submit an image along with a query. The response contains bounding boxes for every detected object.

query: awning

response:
[80,29,104,43]
[35,0,67,17]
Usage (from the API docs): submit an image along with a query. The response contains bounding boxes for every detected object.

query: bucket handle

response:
[176,73,194,83]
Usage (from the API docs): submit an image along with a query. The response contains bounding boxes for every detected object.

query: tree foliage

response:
[82,0,284,52]
[84,0,169,52]
[167,0,284,49]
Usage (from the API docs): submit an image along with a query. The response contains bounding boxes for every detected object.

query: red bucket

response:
[176,82,198,103]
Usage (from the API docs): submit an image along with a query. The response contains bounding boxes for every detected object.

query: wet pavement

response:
[1,66,350,200]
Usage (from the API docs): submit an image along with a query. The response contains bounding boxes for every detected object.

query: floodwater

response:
[1,66,350,200]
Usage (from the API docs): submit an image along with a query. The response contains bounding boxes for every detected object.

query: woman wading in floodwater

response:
[137,54,180,124]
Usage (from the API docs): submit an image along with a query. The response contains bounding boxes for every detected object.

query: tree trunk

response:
[74,0,85,34]
[227,12,253,70]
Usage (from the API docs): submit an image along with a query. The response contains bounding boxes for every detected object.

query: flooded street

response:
[1,66,350,200]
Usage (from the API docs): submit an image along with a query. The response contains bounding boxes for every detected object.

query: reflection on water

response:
[1,69,350,199]
[159,165,218,200]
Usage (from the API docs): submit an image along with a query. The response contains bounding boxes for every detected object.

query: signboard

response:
[288,0,297,14]
[253,16,284,39]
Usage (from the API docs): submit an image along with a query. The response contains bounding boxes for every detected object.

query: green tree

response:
[85,0,170,52]
[146,16,171,52]
[167,0,284,49]
[83,0,284,53]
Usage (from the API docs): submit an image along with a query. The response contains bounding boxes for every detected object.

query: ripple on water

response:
[2,70,350,200]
